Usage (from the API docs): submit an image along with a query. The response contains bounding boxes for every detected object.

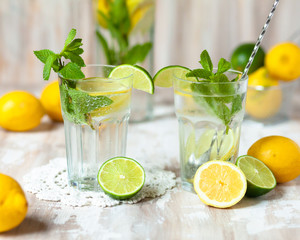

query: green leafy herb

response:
[96,0,152,65]
[188,50,243,132]
[34,28,114,128]
[34,28,85,80]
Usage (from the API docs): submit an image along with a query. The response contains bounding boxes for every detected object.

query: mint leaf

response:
[34,50,56,64]
[186,69,212,80]
[65,39,83,52]
[59,62,85,79]
[199,50,213,72]
[68,89,113,114]
[59,81,113,125]
[73,48,84,55]
[231,95,242,115]
[43,55,57,80]
[123,42,152,65]
[65,29,77,47]
[63,51,85,67]
[190,50,244,131]
[217,58,231,74]
[34,28,86,81]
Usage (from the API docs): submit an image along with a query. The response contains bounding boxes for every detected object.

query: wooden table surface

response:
[1,88,300,240]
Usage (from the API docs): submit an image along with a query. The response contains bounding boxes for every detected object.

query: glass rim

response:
[173,68,248,85]
[58,64,133,81]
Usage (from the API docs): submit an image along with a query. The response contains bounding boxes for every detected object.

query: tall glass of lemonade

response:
[58,65,133,191]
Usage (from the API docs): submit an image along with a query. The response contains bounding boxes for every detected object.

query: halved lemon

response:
[193,160,247,208]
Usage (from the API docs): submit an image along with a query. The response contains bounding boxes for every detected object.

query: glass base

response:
[69,178,102,192]
[181,181,196,193]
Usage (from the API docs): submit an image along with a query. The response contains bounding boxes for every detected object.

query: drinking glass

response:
[92,0,155,122]
[173,70,248,192]
[58,65,133,191]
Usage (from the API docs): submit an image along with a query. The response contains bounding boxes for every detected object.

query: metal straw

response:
[241,0,280,80]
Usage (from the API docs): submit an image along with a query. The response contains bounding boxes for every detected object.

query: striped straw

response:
[241,0,280,80]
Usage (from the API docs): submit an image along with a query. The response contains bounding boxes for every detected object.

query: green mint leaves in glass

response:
[186,50,243,133]
[34,29,114,128]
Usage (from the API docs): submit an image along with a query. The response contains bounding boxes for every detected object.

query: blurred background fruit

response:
[247,136,300,183]
[245,67,282,119]
[230,43,265,74]
[96,0,153,32]
[0,91,45,131]
[0,173,28,232]
[265,42,300,81]
[40,81,63,122]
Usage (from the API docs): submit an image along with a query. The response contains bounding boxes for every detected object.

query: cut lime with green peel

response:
[98,157,145,200]
[109,64,154,94]
[236,155,276,198]
[153,65,191,88]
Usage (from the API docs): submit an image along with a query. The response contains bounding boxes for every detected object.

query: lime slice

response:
[236,155,276,197]
[195,129,235,161]
[153,65,191,88]
[97,157,145,200]
[109,64,154,94]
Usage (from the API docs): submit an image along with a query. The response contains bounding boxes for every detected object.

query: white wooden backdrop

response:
[0,0,300,88]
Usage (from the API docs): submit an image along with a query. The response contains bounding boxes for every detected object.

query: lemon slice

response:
[194,160,247,208]
[195,129,235,161]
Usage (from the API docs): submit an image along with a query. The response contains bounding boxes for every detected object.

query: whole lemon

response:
[265,42,300,81]
[0,173,28,232]
[246,67,282,119]
[247,136,300,183]
[41,81,63,122]
[0,91,45,131]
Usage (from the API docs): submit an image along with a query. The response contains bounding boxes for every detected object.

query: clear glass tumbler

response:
[173,70,248,192]
[58,65,133,191]
[92,0,155,122]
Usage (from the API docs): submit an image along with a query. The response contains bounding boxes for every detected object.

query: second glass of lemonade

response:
[173,70,248,192]
[58,65,133,191]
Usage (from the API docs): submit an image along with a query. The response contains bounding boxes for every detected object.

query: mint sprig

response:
[187,50,242,132]
[96,0,152,65]
[34,28,85,80]
[34,29,114,128]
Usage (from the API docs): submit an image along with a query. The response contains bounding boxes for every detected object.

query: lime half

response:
[153,65,191,88]
[236,155,276,197]
[97,157,145,200]
[109,64,154,94]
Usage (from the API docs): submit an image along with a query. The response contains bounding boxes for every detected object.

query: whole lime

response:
[231,43,265,74]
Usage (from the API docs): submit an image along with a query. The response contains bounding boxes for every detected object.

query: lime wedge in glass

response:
[236,155,276,197]
[109,64,154,94]
[153,65,191,88]
[195,129,235,161]
[97,157,145,200]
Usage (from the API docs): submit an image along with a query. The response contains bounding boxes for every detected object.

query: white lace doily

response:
[23,158,176,207]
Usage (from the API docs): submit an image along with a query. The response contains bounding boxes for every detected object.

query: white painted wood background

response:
[0,0,300,88]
